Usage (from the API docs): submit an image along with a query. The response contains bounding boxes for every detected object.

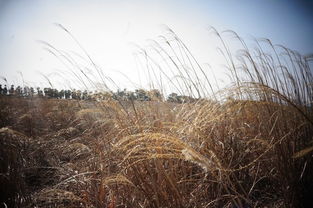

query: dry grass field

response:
[1,29,313,208]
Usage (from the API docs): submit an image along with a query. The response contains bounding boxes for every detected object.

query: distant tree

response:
[59,90,65,99]
[22,86,27,97]
[30,87,34,97]
[9,85,15,95]
[37,87,43,97]
[167,93,180,103]
[167,93,195,103]
[112,89,130,101]
[103,91,113,100]
[16,86,22,96]
[53,89,59,98]
[3,85,7,95]
[44,88,53,98]
[82,90,88,100]
[65,90,71,99]
[72,89,77,99]
[87,91,93,100]
[126,91,136,101]
[76,90,82,100]
[135,89,151,101]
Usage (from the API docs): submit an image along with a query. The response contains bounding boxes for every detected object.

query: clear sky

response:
[0,0,312,92]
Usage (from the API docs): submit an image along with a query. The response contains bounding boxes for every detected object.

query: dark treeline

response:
[0,84,198,103]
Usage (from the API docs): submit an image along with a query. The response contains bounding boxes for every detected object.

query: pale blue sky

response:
[0,0,312,90]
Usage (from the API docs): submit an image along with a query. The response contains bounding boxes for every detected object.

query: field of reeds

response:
[0,27,312,208]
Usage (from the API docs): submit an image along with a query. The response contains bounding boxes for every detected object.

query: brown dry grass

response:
[0,94,311,208]
[1,27,312,208]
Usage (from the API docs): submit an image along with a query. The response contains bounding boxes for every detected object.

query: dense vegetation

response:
[0,86,189,103]
[0,28,312,208]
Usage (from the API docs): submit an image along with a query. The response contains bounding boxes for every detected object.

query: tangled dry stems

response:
[1,27,312,208]
[0,93,312,208]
